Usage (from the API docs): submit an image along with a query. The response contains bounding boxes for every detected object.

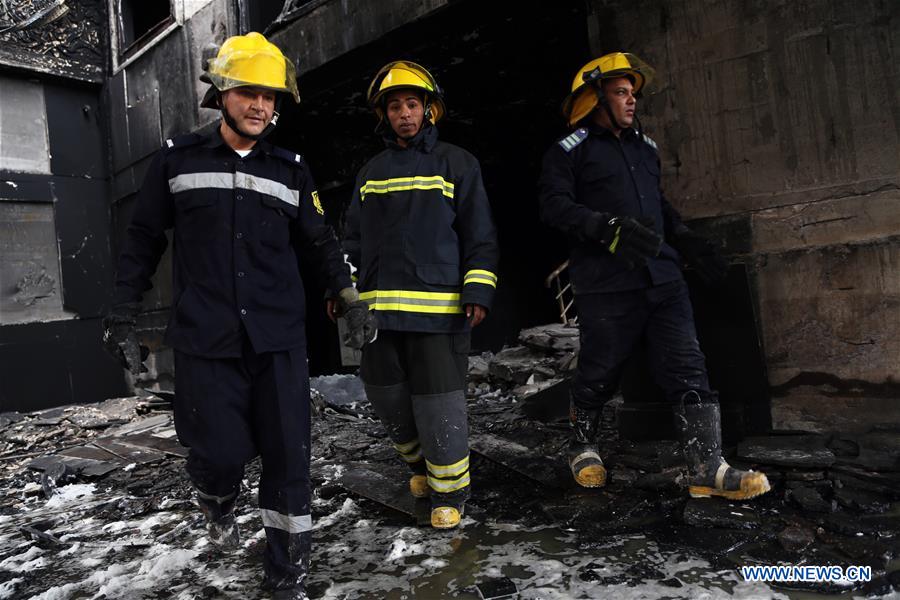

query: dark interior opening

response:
[118,0,174,57]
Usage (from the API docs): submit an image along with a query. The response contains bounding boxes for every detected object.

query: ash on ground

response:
[1,325,898,599]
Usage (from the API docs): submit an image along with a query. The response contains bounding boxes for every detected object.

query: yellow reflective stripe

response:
[426,455,469,478]
[465,269,497,281]
[393,439,419,454]
[464,276,497,288]
[360,176,455,200]
[427,473,471,493]
[369,302,464,314]
[464,269,497,288]
[359,289,464,314]
[360,290,460,301]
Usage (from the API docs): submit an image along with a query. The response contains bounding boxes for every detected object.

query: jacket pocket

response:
[259,195,296,248]
[415,264,461,287]
[174,194,217,241]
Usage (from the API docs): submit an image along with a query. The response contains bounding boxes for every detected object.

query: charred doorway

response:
[270,0,590,374]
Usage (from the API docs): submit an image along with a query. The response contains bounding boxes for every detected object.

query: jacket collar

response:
[203,121,272,156]
[383,123,439,153]
[585,120,639,142]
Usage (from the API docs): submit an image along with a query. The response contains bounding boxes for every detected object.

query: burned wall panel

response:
[269,0,450,72]
[0,78,50,175]
[0,0,105,84]
[757,241,900,432]
[591,0,900,432]
[0,202,69,325]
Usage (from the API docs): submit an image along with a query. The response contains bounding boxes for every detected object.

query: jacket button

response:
[631,165,636,171]
[240,308,247,315]
[237,271,245,277]
[235,232,243,239]
[237,194,243,200]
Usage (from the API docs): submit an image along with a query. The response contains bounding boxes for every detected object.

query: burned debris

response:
[0,323,897,597]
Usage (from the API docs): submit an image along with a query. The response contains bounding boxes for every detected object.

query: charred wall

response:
[0,0,127,411]
[588,0,900,432]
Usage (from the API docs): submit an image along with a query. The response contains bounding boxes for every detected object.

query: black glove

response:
[101,302,149,375]
[670,232,729,286]
[335,288,377,350]
[583,212,663,269]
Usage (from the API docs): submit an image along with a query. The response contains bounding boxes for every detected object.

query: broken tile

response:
[90,439,165,465]
[518,323,580,353]
[786,486,835,513]
[338,461,429,525]
[833,486,890,513]
[777,525,815,552]
[737,435,836,468]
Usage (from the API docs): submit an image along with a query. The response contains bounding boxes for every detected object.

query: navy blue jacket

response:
[113,127,352,357]
[343,125,499,333]
[538,123,686,294]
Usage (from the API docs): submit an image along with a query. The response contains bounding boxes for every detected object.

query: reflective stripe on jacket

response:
[113,127,352,357]
[344,125,499,333]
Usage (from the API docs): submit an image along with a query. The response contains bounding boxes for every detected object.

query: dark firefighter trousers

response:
[360,331,471,510]
[174,335,311,590]
[572,279,712,410]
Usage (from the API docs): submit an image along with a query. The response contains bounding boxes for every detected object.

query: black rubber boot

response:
[196,488,240,550]
[674,391,770,500]
[568,402,606,488]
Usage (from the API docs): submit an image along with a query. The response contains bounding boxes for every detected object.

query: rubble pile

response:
[0,325,897,597]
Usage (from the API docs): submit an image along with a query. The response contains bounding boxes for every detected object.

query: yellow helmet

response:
[366,61,446,124]
[200,32,300,108]
[561,52,655,127]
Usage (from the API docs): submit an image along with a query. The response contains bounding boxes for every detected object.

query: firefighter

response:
[335,61,499,529]
[101,32,375,599]
[538,52,770,501]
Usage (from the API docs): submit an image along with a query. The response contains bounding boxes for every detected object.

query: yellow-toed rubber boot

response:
[409,474,430,498]
[675,392,771,501]
[431,506,461,529]
[569,451,607,488]
[688,461,771,500]
[568,403,607,488]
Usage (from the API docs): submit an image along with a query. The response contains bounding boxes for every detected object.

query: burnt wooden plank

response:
[338,462,430,525]
[91,439,166,465]
[469,432,572,490]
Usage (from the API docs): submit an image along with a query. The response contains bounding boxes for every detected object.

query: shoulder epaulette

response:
[270,146,305,167]
[558,127,589,153]
[164,133,204,151]
[641,133,658,151]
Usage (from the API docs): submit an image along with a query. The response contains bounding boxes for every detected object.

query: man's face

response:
[221,87,277,136]
[601,76,636,129]
[385,89,425,139]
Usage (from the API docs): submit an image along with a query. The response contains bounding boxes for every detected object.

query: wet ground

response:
[0,373,898,600]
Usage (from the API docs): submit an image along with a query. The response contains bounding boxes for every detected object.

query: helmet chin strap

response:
[219,93,282,141]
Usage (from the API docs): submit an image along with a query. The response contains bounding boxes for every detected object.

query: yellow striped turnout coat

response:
[343,125,499,332]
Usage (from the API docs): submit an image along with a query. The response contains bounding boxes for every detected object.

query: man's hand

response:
[670,232,729,286]
[465,304,487,327]
[101,302,149,375]
[335,287,377,350]
[583,212,662,269]
[325,298,338,322]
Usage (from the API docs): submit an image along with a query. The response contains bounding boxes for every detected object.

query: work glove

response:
[101,302,149,375]
[670,232,729,286]
[583,212,663,269]
[335,287,377,350]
